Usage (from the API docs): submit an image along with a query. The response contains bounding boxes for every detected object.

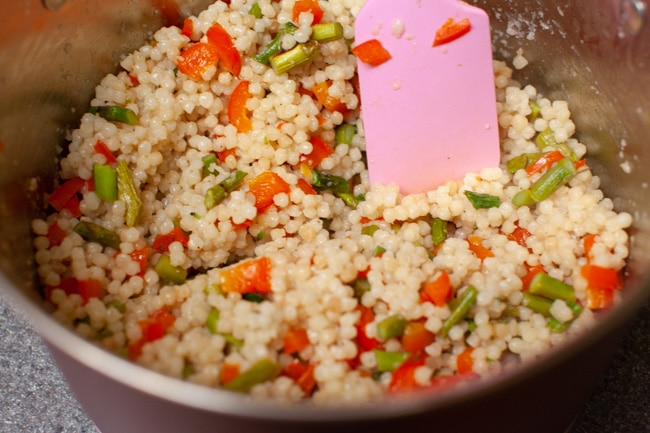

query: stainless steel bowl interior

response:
[1,1,649,432]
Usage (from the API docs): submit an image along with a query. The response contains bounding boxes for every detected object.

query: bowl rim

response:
[3,270,648,422]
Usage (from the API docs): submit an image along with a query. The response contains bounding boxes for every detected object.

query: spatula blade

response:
[355,0,499,194]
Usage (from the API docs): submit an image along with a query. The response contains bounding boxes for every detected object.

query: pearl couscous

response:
[32,0,632,404]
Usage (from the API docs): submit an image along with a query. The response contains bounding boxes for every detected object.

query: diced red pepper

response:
[94,140,118,164]
[352,39,392,66]
[220,256,272,294]
[217,147,237,164]
[228,80,253,133]
[177,42,220,80]
[522,264,545,291]
[467,235,494,261]
[581,264,621,292]
[206,23,242,76]
[152,227,189,253]
[48,177,85,211]
[231,218,254,231]
[388,356,426,394]
[247,171,291,212]
[63,195,82,218]
[525,150,565,176]
[128,307,176,360]
[433,18,471,47]
[292,0,324,24]
[575,159,587,169]
[46,221,67,247]
[77,278,104,304]
[299,136,334,169]
[282,359,317,395]
[181,18,194,39]
[311,81,348,114]
[128,73,140,86]
[283,327,310,354]
[456,347,474,375]
[401,321,436,353]
[296,178,317,195]
[221,362,241,385]
[129,247,150,276]
[420,270,452,307]
[507,223,532,247]
[355,304,378,352]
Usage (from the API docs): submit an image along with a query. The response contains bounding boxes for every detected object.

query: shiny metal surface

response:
[1,1,649,432]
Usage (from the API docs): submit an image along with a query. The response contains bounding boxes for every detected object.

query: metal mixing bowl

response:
[1,1,648,432]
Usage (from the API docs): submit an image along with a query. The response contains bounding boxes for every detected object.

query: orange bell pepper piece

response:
[401,321,436,353]
[221,362,241,385]
[247,171,291,212]
[177,42,220,80]
[583,233,597,259]
[352,39,392,66]
[522,264,545,291]
[220,256,272,294]
[292,0,324,24]
[433,18,471,47]
[467,235,494,261]
[206,23,242,76]
[228,80,253,133]
[456,347,474,375]
[181,18,194,39]
[283,327,310,354]
[581,264,621,292]
[283,359,317,395]
[311,81,348,114]
[420,270,452,307]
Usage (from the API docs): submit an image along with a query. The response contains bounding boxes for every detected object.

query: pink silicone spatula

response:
[355,0,500,195]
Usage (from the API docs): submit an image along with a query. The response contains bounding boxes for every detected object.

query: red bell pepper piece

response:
[433,18,471,47]
[292,0,324,24]
[282,359,317,395]
[48,177,85,211]
[128,307,176,359]
[217,147,237,164]
[247,171,291,212]
[152,226,189,253]
[299,136,334,169]
[355,305,378,352]
[181,18,194,39]
[206,23,242,76]
[507,223,532,247]
[388,356,426,394]
[351,39,392,66]
[94,140,118,164]
[525,150,565,176]
[228,80,253,133]
[220,256,272,294]
[129,247,150,276]
[296,178,317,195]
[77,278,104,304]
[46,221,67,247]
[581,264,621,292]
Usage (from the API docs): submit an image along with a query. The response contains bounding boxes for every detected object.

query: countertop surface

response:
[1,290,648,433]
